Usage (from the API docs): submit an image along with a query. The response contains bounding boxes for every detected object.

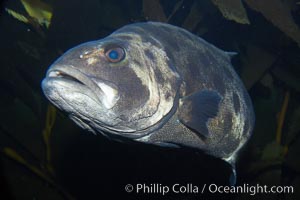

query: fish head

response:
[42,32,180,139]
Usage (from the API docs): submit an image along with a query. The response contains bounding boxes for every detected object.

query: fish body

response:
[42,22,254,176]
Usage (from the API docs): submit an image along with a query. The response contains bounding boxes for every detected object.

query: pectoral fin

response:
[178,90,222,138]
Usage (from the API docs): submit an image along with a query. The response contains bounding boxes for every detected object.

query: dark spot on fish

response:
[132,59,142,67]
[167,59,177,73]
[153,66,164,83]
[116,68,150,118]
[144,49,155,61]
[223,111,233,134]
[212,74,225,95]
[217,138,240,158]
[243,89,252,112]
[161,35,180,52]
[243,119,249,137]
[224,67,234,79]
[232,92,240,113]
[159,47,177,73]
[164,47,175,62]
[117,35,134,41]
[164,91,171,100]
[196,53,212,74]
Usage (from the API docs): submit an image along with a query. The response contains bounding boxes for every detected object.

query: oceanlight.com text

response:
[124,183,294,196]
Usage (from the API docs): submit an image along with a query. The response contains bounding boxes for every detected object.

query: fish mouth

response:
[45,65,119,109]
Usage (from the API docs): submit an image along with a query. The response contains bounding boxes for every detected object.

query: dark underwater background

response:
[1,0,300,199]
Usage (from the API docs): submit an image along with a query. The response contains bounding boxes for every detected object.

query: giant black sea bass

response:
[42,22,255,183]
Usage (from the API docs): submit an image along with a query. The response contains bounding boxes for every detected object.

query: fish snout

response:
[45,64,119,109]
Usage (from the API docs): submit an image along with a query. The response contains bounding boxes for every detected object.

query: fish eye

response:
[105,47,125,63]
